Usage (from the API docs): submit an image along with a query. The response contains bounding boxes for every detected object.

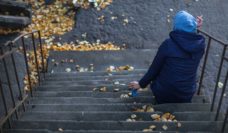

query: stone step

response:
[4,129,48,133]
[41,79,136,86]
[43,77,139,83]
[29,97,155,104]
[20,111,219,121]
[33,91,209,103]
[11,120,223,132]
[45,74,143,81]
[48,50,155,72]
[0,0,32,29]
[0,15,31,28]
[0,0,31,17]
[28,103,211,112]
[4,129,215,133]
[29,96,208,104]
[34,91,152,98]
[46,69,147,77]
[36,85,134,92]
[55,131,214,133]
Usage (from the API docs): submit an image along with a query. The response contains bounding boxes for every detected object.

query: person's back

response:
[153,30,205,103]
[129,11,205,104]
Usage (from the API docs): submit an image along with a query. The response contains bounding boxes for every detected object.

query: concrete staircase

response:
[4,50,227,133]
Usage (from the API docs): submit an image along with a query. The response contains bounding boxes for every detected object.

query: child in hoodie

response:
[129,11,205,104]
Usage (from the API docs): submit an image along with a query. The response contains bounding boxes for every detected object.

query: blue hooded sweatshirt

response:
[139,11,205,104]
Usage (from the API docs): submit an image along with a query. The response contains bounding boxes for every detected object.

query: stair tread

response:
[27,103,211,112]
[29,96,209,104]
[6,48,225,132]
[12,120,223,132]
[41,79,136,86]
[46,69,147,77]
[0,15,31,26]
[21,111,218,121]
[34,91,152,97]
[4,129,215,133]
[48,50,155,72]
[46,74,143,80]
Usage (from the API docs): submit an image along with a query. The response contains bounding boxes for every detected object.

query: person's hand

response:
[197,15,203,28]
[128,81,140,89]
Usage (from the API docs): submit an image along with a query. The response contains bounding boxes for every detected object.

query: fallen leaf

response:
[120,94,129,98]
[111,16,118,20]
[99,87,107,92]
[65,68,71,72]
[162,125,168,130]
[218,82,224,89]
[145,106,155,112]
[131,114,137,119]
[113,88,120,92]
[151,114,161,120]
[75,65,80,71]
[89,64,94,72]
[142,128,153,132]
[126,118,135,122]
[58,128,64,132]
[123,18,129,23]
[108,73,113,76]
[69,59,74,63]
[177,122,182,128]
[114,81,120,85]
[149,125,156,129]
[128,92,132,96]
[93,88,98,91]
[107,66,116,72]
[79,68,85,72]
[82,33,87,38]
[98,15,105,23]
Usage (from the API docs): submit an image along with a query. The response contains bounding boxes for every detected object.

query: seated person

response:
[129,11,205,104]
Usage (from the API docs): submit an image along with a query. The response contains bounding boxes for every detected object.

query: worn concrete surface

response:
[60,0,228,48]
[1,0,228,121]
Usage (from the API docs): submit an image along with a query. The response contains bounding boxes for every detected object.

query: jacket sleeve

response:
[139,42,167,88]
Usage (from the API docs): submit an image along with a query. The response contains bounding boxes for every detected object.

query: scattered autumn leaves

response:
[90,79,182,132]
[48,41,122,51]
[25,0,74,39]
[127,112,180,132]
[0,28,21,35]
[11,0,122,91]
[6,0,112,37]
[22,46,49,91]
[24,41,123,91]
[132,107,182,132]
[106,65,134,72]
[74,0,112,10]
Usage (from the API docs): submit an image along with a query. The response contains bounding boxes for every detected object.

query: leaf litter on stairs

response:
[9,0,131,92]
[106,65,134,72]
[7,1,182,131]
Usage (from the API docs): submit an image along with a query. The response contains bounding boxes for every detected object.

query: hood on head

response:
[173,11,197,33]
[170,30,205,54]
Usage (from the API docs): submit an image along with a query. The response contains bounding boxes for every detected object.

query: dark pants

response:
[44,0,55,5]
